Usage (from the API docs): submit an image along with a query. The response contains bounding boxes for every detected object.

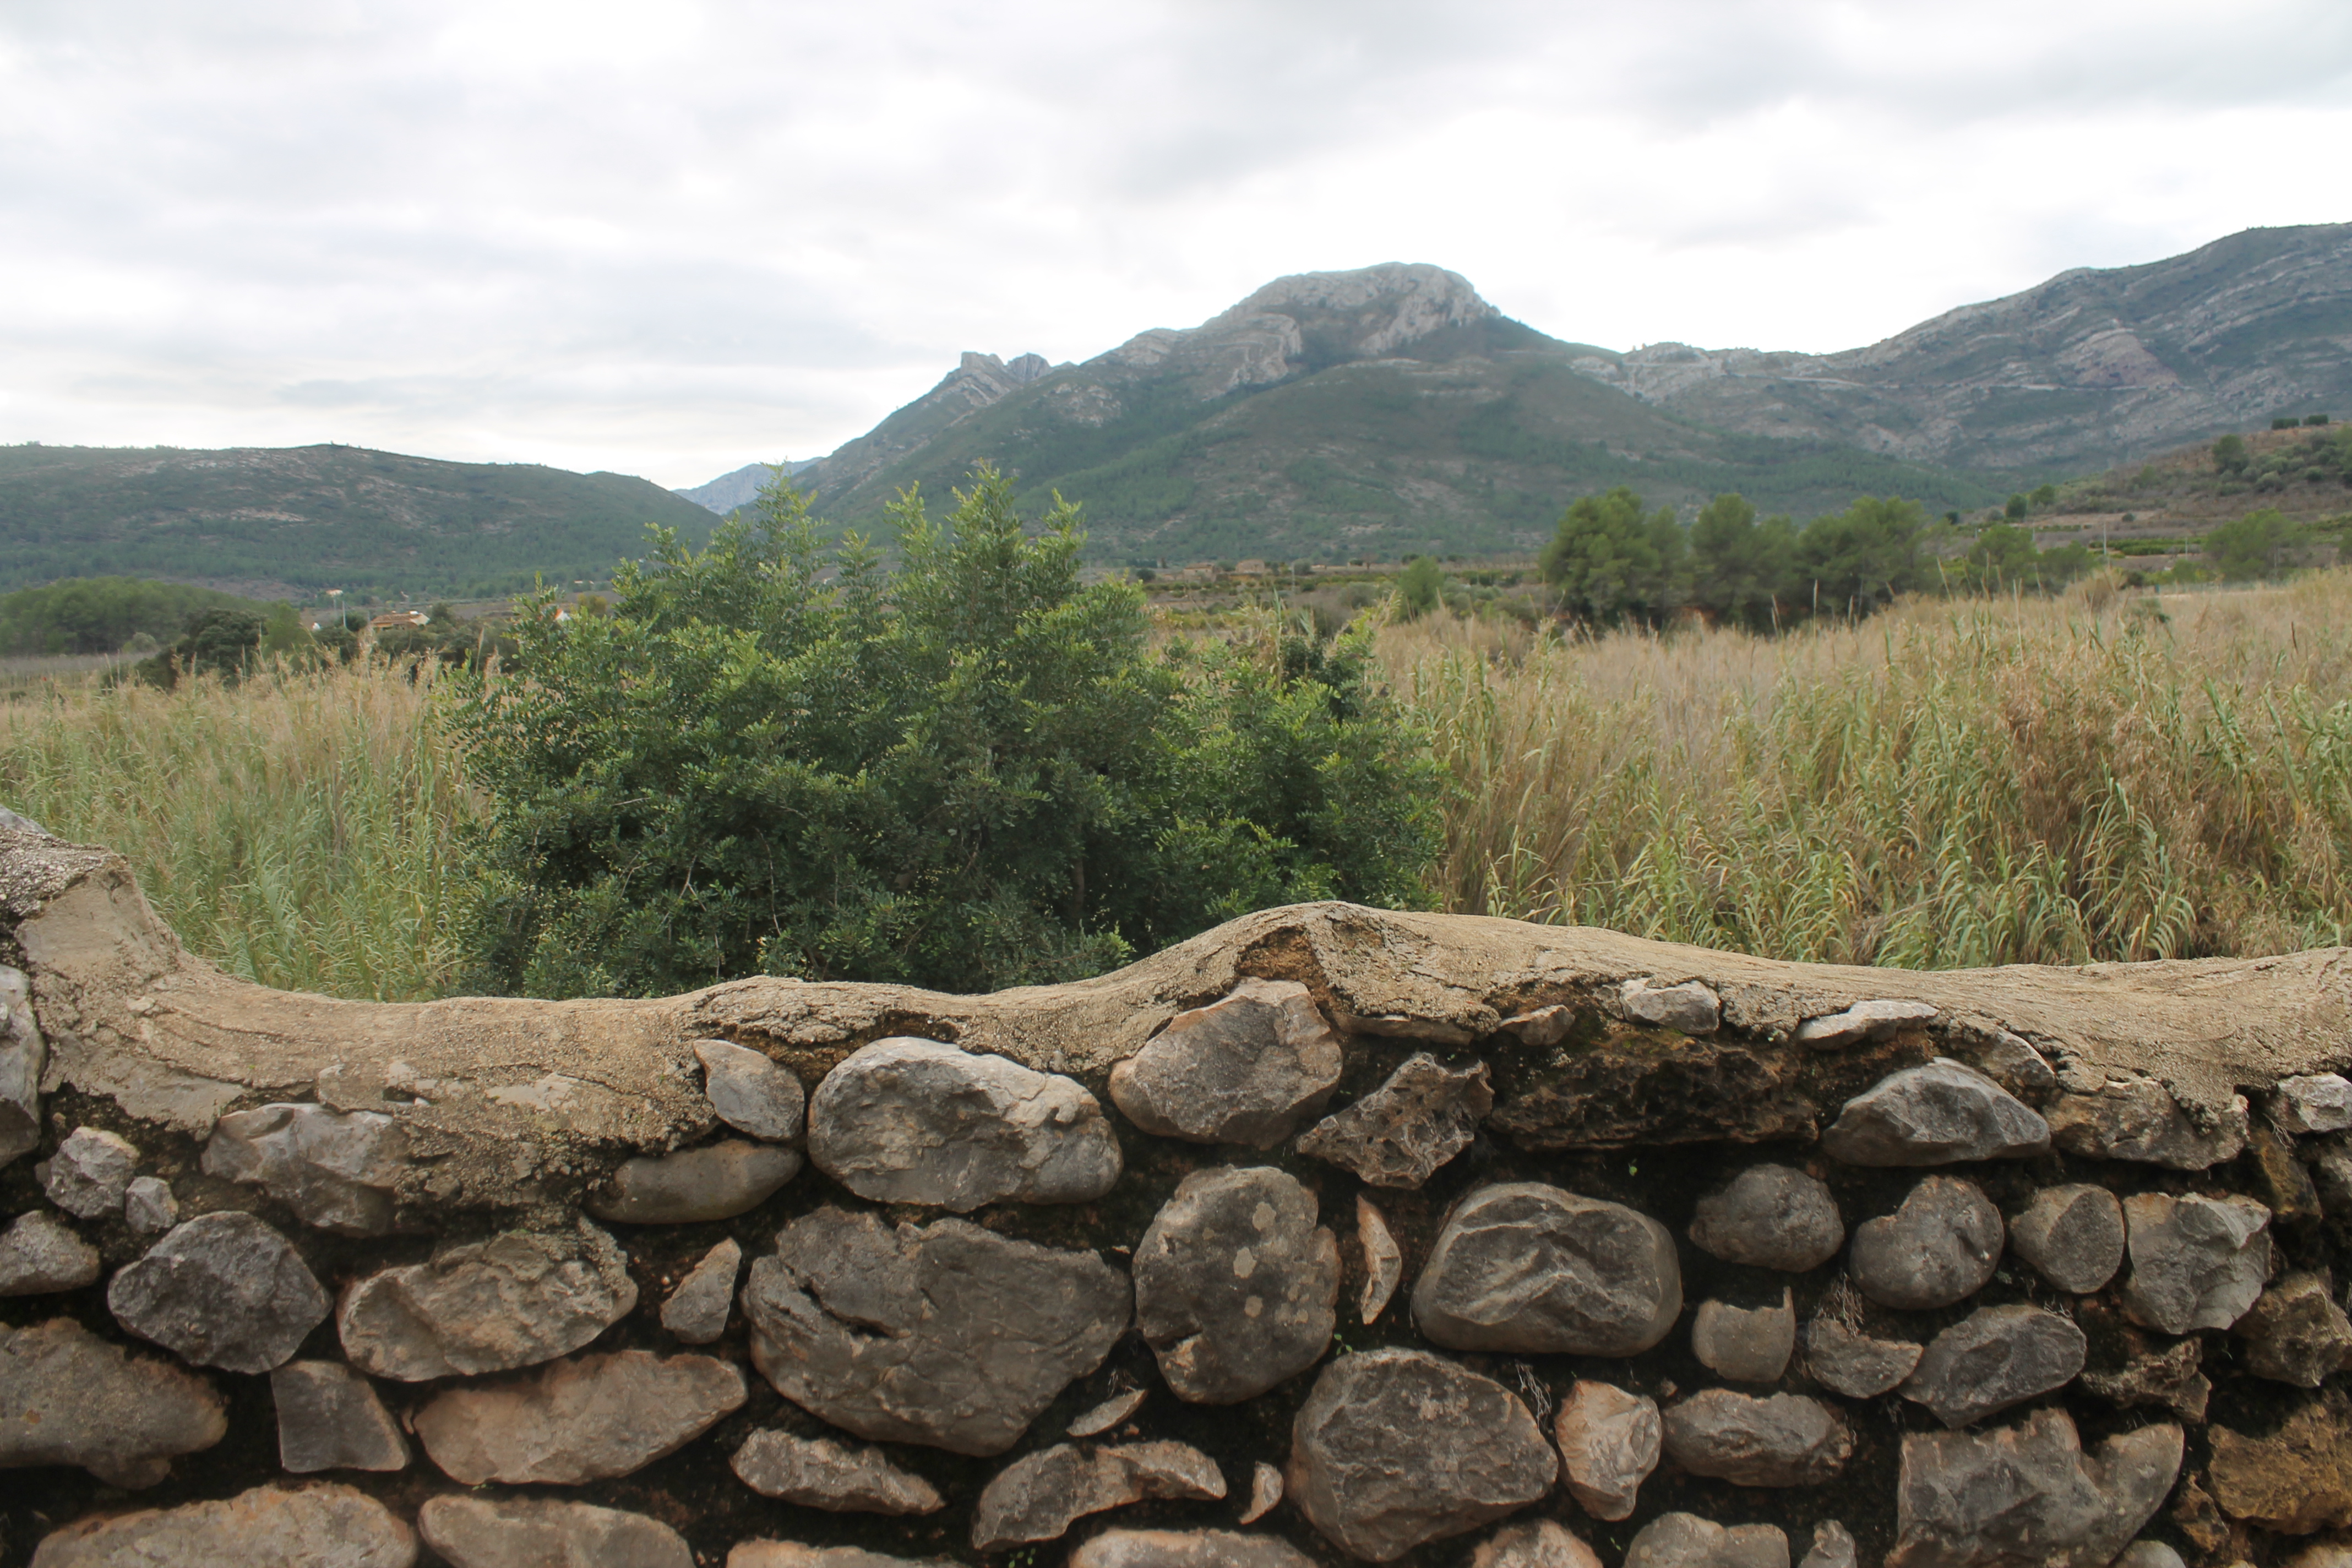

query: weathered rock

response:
[586,1138,801,1224]
[0,1316,226,1487]
[1622,1514,1790,1568]
[2282,1546,2352,1568]
[662,1236,742,1343]
[1470,1518,1605,1568]
[0,804,41,832]
[2251,1115,2326,1222]
[972,1440,1225,1550]
[1357,1194,1403,1323]
[26,1483,415,1568]
[1071,1530,1319,1568]
[1888,1409,2183,1568]
[1553,1379,1660,1522]
[2046,1076,2250,1169]
[2209,1393,2352,1532]
[1901,1304,2088,1428]
[2120,1191,2272,1335]
[1621,978,1721,1034]
[336,1221,638,1381]
[1821,1060,2049,1166]
[731,1428,945,1513]
[1798,998,1939,1047]
[1070,1387,1148,1438]
[741,1206,1129,1455]
[271,1359,410,1472]
[1805,1301,1924,1398]
[1799,1522,1857,1568]
[1242,1461,1284,1523]
[37,1126,137,1218]
[419,1495,692,1568]
[1108,978,1344,1147]
[1136,1166,1338,1403]
[414,1347,746,1484]
[2079,1336,2211,1423]
[2239,1272,2352,1387]
[123,1174,177,1234]
[0,963,41,1166]
[202,1101,411,1236]
[1286,1349,1556,1562]
[2282,1074,2352,1135]
[1662,1390,1852,1487]
[107,1210,329,1373]
[807,1037,1123,1210]
[0,1209,98,1294]
[1850,1176,2003,1310]
[1412,1182,1681,1355]
[1961,1027,2056,1098]
[1687,1163,1843,1272]
[695,1038,808,1142]
[1692,1290,1796,1384]
[1498,1005,1575,1047]
[728,1548,953,1568]
[1295,1053,1493,1189]
[1490,1037,1818,1149]
[2007,1183,2126,1294]
[2109,1546,2186,1568]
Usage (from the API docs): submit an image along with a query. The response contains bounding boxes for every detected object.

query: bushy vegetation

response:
[0,576,269,657]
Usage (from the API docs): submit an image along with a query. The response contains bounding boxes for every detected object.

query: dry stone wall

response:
[7,823,2352,1567]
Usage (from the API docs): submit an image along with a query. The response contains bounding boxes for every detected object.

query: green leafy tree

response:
[1963,522,2041,591]
[2204,508,2299,581]
[1687,493,1797,631]
[1395,556,1444,619]
[2004,493,2029,522]
[1795,497,1926,614]
[2213,434,2251,475]
[1539,486,1685,625]
[134,607,265,687]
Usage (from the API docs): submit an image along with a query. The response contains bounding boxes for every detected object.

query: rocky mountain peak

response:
[1216,263,1498,355]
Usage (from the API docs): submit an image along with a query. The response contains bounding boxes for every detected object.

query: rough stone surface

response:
[1490,1037,1819,1149]
[1962,1028,2056,1098]
[1070,1387,1148,1438]
[1687,1164,1843,1272]
[414,1347,747,1484]
[1820,1060,2049,1165]
[2079,1336,2211,1423]
[2109,1547,2186,1568]
[1470,1519,1604,1568]
[337,1221,638,1381]
[1621,978,1721,1033]
[1295,1053,1493,1189]
[2282,1073,2352,1134]
[1661,1390,1853,1487]
[661,1237,742,1343]
[419,1495,692,1568]
[25,1483,416,1568]
[728,1548,952,1568]
[1622,1514,1790,1568]
[971,1440,1224,1551]
[742,1206,1129,1456]
[2239,1272,2352,1386]
[0,1209,99,1295]
[37,1126,137,1218]
[1799,1522,1857,1568]
[1286,1349,1556,1562]
[1357,1194,1402,1324]
[202,1101,412,1236]
[2120,1191,2272,1335]
[586,1138,801,1224]
[2046,1075,2250,1169]
[731,1428,945,1513]
[0,1316,226,1487]
[808,1037,1123,1210]
[1553,1379,1660,1522]
[1242,1461,1283,1523]
[695,1038,808,1142]
[0,963,41,1166]
[1071,1530,1318,1568]
[2207,1393,2352,1532]
[1804,1303,1924,1399]
[2007,1184,2126,1295]
[1900,1304,2089,1428]
[1797,998,1940,1047]
[1135,1165,1338,1403]
[107,1210,329,1373]
[272,1359,410,1473]
[1412,1181,1681,1355]
[1107,978,1343,1147]
[122,1174,177,1234]
[1850,1177,2004,1311]
[1692,1291,1796,1384]
[1887,1409,2184,1568]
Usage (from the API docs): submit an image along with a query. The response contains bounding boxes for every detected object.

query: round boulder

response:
[1850,1177,2003,1311]
[1412,1182,1681,1355]
[1134,1166,1338,1403]
[1821,1060,2049,1166]
[1688,1164,1843,1272]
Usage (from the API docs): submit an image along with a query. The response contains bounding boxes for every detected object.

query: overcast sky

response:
[4,1,2349,488]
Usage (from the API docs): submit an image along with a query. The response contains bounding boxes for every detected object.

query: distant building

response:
[368,611,429,630]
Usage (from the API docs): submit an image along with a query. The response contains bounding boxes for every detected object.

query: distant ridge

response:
[675,458,816,515]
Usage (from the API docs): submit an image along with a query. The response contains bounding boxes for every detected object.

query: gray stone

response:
[728,1547,956,1568]
[1470,1520,1605,1568]
[972,1440,1224,1551]
[37,1126,137,1218]
[662,1236,742,1343]
[1498,1005,1575,1047]
[1553,1378,1660,1522]
[1661,1390,1852,1487]
[0,1316,226,1487]
[2079,1337,2210,1423]
[1961,1027,2056,1098]
[0,1210,99,1294]
[586,1138,801,1224]
[1887,1409,2184,1568]
[1799,1523,1857,1568]
[0,963,42,1167]
[1687,1164,1843,1272]
[1072,1530,1319,1568]
[1295,1053,1493,1189]
[414,1347,746,1484]
[1070,1386,1148,1437]
[2007,1183,2126,1294]
[1242,1461,1284,1523]
[1850,1176,2003,1310]
[1692,1289,1796,1383]
[107,1210,329,1373]
[2120,1191,2272,1334]
[1621,978,1721,1033]
[26,1483,415,1568]
[419,1495,691,1568]
[807,1037,1123,1210]
[1136,1166,1338,1403]
[1357,1194,1403,1323]
[271,1359,409,1472]
[2046,1075,2250,1169]
[2285,1548,2352,1568]
[2109,1547,2186,1568]
[1286,1349,1556,1562]
[1797,998,1939,1047]
[0,805,41,833]
[202,1102,411,1236]
[1412,1181,1681,1355]
[1821,1059,2049,1165]
[337,1220,638,1381]
[1108,978,1344,1147]
[1900,1304,2088,1428]
[1804,1286,1925,1397]
[695,1038,808,1142]
[731,1428,945,1513]
[742,1205,1129,1456]
[1623,1514,1790,1568]
[2236,1271,2352,1386]
[123,1175,177,1235]
[2282,1074,2352,1134]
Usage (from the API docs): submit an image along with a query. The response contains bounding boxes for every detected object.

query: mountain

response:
[676,458,815,514]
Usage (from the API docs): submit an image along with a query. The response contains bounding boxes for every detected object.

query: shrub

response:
[2214,434,2250,475]
[2307,415,2332,427]
[1396,556,1444,619]
[2275,417,2302,431]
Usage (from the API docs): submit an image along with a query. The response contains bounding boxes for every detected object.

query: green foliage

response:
[1794,497,1928,612]
[2206,508,2300,581]
[2311,415,2334,427]
[2029,483,2059,508]
[2005,493,2029,521]
[1688,493,1798,631]
[0,576,265,656]
[2274,417,2302,431]
[260,603,315,659]
[2214,434,2251,475]
[1539,487,1685,625]
[1396,557,1444,619]
[132,608,266,688]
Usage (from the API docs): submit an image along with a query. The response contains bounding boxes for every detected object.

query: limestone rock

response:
[123,1175,177,1235]
[1662,1390,1852,1487]
[1821,1060,2049,1166]
[1805,1291,1925,1398]
[2007,1184,2126,1294]
[38,1126,137,1218]
[1962,1027,2056,1098]
[661,1236,742,1343]
[1498,1005,1575,1047]
[807,1037,1123,1210]
[272,1359,410,1472]
[2120,1191,2271,1335]
[1798,998,1939,1047]
[0,1316,226,1487]
[1108,978,1344,1147]
[0,963,41,1167]
[1295,1053,1493,1189]
[107,1210,329,1373]
[1471,1519,1604,1568]
[1286,1349,1556,1562]
[419,1495,692,1568]
[732,1428,945,1513]
[2079,1337,2211,1423]
[695,1038,808,1142]
[1692,1290,1796,1384]
[1070,1387,1148,1438]
[1135,1166,1338,1403]
[1357,1194,1403,1323]
[728,1548,954,1568]
[2239,1272,2352,1386]
[1242,1461,1284,1523]
[1888,1409,2183,1568]
[1623,1514,1790,1568]
[1900,1304,2088,1428]
[25,1483,415,1568]
[2109,1547,2186,1568]
[1553,1379,1660,1522]
[741,1205,1129,1455]
[2282,1074,2352,1135]
[1621,978,1721,1034]
[971,1440,1224,1551]
[336,1221,638,1381]
[1412,1181,1681,1355]
[1799,1523,1857,1568]
[2250,1115,2324,1222]
[0,1209,99,1294]
[1687,1164,1843,1272]
[2208,1394,2352,1532]
[1850,1176,2003,1310]
[414,1347,746,1484]
[1071,1531,1318,1568]
[2046,1076,2250,1169]
[202,1101,411,1236]
[586,1138,801,1224]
